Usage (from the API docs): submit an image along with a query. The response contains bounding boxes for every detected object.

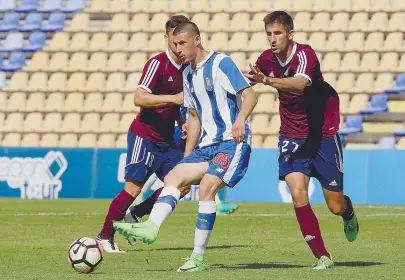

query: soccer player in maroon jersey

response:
[245,11,359,269]
[96,15,191,253]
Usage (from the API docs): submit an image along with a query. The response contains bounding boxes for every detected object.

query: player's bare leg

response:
[97,179,142,253]
[113,162,208,244]
[323,188,359,242]
[285,172,334,270]
[178,174,226,272]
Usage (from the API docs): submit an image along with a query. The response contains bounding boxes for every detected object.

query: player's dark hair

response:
[165,15,191,33]
[172,21,200,37]
[263,11,294,32]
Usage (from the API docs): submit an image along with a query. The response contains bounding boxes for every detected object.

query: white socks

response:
[193,201,217,255]
[149,186,180,227]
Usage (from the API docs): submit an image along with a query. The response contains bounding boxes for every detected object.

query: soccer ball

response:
[68,237,103,273]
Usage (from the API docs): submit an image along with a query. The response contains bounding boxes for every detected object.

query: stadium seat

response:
[0,52,26,72]
[0,0,16,12]
[0,13,20,32]
[43,32,69,51]
[209,13,229,32]
[263,136,278,148]
[124,73,141,92]
[323,32,345,52]
[348,94,369,114]
[22,32,46,52]
[21,133,40,147]
[102,93,122,113]
[45,92,65,112]
[254,94,274,113]
[352,0,372,12]
[5,92,26,112]
[345,143,377,149]
[42,12,65,32]
[23,112,43,132]
[340,52,360,72]
[328,12,349,32]
[384,32,404,52]
[148,33,166,52]
[116,133,127,148]
[247,32,268,52]
[339,93,350,114]
[106,73,125,92]
[3,113,24,132]
[0,32,24,51]
[294,12,311,31]
[377,137,396,149]
[336,73,355,93]
[149,0,170,13]
[26,92,45,112]
[311,12,330,32]
[322,52,341,72]
[78,133,97,147]
[109,13,129,32]
[364,32,384,52]
[88,32,108,52]
[250,12,267,32]
[97,134,116,148]
[273,0,292,11]
[251,135,263,148]
[83,92,103,112]
[170,0,189,12]
[251,114,269,134]
[59,133,78,147]
[396,137,405,149]
[385,73,405,94]
[107,33,128,52]
[363,122,404,134]
[228,13,250,32]
[339,115,363,135]
[70,32,89,52]
[65,13,89,32]
[118,113,135,133]
[0,93,6,112]
[125,53,147,72]
[108,0,129,13]
[394,122,405,136]
[388,101,405,113]
[48,52,68,71]
[348,13,368,32]
[126,33,148,51]
[99,113,120,133]
[67,73,86,92]
[148,13,169,32]
[229,0,250,12]
[0,54,4,69]
[228,32,249,52]
[374,73,394,93]
[40,133,59,147]
[208,0,230,13]
[19,13,42,32]
[121,93,138,112]
[368,12,388,32]
[230,52,247,72]
[40,112,62,137]
[67,52,87,72]
[360,94,388,114]
[6,72,28,91]
[129,0,148,13]
[15,0,39,13]
[2,133,21,146]
[353,73,374,94]
[86,0,108,13]
[0,72,6,88]
[308,32,326,51]
[387,13,405,32]
[359,52,379,72]
[59,113,81,132]
[344,32,365,51]
[38,0,61,12]
[63,92,83,112]
[47,72,67,92]
[107,52,126,72]
[62,0,85,12]
[379,52,398,72]
[129,13,149,32]
[78,113,100,133]
[85,73,105,92]
[0,112,4,128]
[87,52,107,72]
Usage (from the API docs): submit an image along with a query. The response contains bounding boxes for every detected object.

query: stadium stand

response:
[0,0,405,149]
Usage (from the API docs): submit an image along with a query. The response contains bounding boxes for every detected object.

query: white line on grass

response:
[1,212,404,217]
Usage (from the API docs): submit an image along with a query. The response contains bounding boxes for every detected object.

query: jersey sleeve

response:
[294,48,319,86]
[182,71,195,109]
[218,56,250,95]
[137,58,162,93]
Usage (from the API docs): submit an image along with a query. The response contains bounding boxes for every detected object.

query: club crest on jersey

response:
[205,77,213,91]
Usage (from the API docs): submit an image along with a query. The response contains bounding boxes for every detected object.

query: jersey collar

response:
[195,50,215,70]
[275,42,297,67]
[165,49,182,70]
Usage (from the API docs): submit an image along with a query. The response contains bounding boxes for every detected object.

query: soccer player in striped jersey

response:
[245,11,359,270]
[96,15,190,253]
[114,22,258,272]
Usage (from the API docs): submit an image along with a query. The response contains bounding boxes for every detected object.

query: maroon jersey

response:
[129,50,186,143]
[255,43,340,139]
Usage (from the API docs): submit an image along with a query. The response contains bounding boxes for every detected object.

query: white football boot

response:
[96,236,126,253]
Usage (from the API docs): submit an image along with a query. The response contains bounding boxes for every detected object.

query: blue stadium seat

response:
[38,0,62,12]
[0,32,24,51]
[0,0,16,12]
[360,94,388,115]
[0,13,20,32]
[15,0,39,13]
[378,137,396,149]
[0,54,4,68]
[0,71,5,88]
[22,32,46,52]
[394,122,405,137]
[339,115,363,135]
[385,73,405,94]
[19,13,42,32]
[62,0,85,12]
[0,52,26,72]
[42,12,65,32]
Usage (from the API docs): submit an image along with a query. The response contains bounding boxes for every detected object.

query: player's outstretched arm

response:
[133,88,183,108]
[232,87,258,143]
[184,108,201,157]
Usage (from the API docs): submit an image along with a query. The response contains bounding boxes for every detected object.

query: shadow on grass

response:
[335,261,386,267]
[127,244,252,252]
[211,262,306,270]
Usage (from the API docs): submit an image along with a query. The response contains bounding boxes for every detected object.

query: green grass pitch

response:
[1,199,404,280]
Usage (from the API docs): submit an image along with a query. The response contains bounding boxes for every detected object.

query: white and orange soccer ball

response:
[68,237,103,273]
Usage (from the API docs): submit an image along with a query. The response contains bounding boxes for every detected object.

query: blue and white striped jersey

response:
[183,51,251,148]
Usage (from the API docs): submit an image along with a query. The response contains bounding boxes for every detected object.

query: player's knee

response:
[124,180,142,197]
[327,201,344,215]
[289,188,309,207]
[179,185,191,197]
[163,171,182,189]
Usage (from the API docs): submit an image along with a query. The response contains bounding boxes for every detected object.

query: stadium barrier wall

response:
[0,148,404,205]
